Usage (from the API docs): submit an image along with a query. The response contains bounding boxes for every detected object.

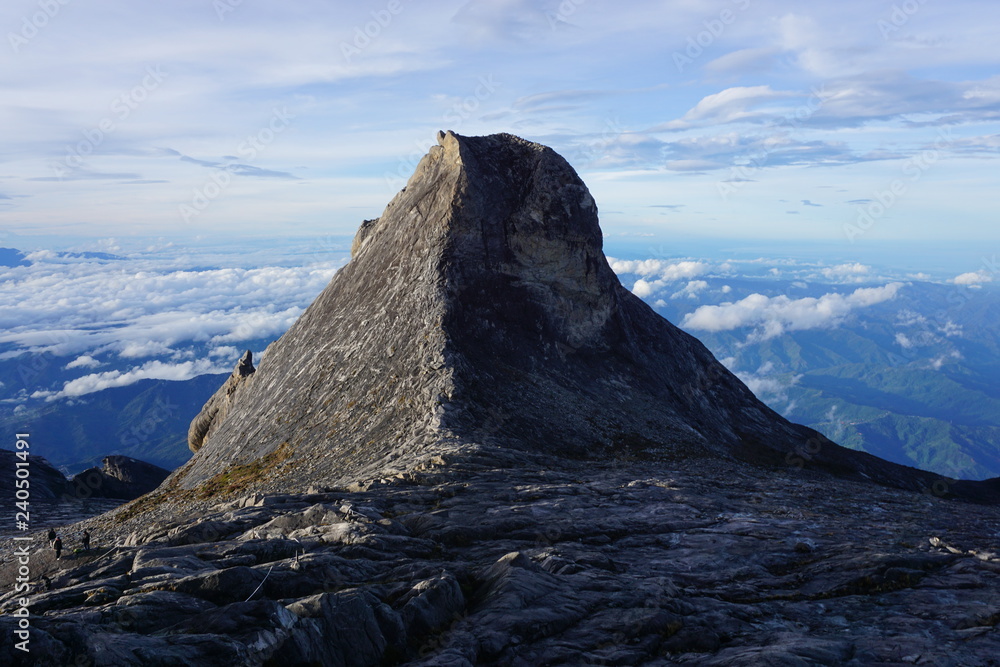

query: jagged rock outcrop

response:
[187,350,255,453]
[0,450,168,504]
[178,131,988,500]
[70,456,170,500]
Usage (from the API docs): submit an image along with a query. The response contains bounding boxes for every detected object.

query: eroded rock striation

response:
[2,458,999,666]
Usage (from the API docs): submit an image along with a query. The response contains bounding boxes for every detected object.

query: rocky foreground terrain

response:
[2,449,998,666]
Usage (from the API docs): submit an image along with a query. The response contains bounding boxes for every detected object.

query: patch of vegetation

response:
[114,463,192,523]
[194,442,294,499]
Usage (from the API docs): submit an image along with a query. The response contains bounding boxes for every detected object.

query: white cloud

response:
[66,355,101,369]
[820,262,870,280]
[611,259,712,299]
[120,340,175,359]
[631,279,654,298]
[733,359,802,407]
[896,309,927,326]
[33,359,226,401]
[0,259,340,363]
[739,373,803,403]
[657,86,795,130]
[670,280,709,299]
[209,345,241,359]
[895,328,942,349]
[682,283,903,340]
[608,258,710,280]
[0,251,350,402]
[930,350,963,370]
[939,320,963,337]
[953,270,993,285]
[24,250,57,262]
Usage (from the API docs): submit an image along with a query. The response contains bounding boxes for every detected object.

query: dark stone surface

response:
[0,450,69,500]
[1,449,168,509]
[70,456,170,500]
[1,458,998,665]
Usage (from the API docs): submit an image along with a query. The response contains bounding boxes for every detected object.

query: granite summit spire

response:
[176,131,961,497]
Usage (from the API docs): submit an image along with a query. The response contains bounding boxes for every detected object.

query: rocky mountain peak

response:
[350,130,614,349]
[173,132,989,500]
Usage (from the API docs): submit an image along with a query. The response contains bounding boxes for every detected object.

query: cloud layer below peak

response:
[681,283,903,341]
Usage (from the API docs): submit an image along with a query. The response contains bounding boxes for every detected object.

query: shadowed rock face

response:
[0,451,69,500]
[176,131,993,500]
[71,456,171,500]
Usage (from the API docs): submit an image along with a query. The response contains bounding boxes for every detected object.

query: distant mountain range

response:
[0,371,226,473]
[642,277,1000,480]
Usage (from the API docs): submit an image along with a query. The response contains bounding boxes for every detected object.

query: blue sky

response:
[1,0,999,247]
